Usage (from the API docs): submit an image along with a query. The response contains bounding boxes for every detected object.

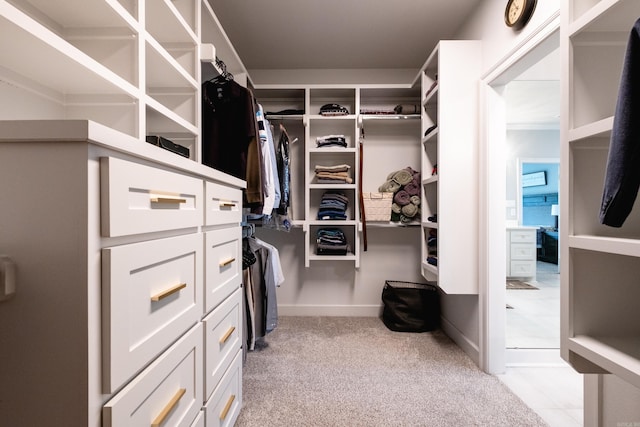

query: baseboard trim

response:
[440,316,480,366]
[278,304,383,317]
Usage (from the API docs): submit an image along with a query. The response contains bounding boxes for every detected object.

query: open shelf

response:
[568,335,640,389]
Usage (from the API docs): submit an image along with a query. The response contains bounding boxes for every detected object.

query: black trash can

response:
[381,280,440,332]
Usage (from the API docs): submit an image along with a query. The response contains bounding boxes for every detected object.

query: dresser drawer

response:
[510,260,536,277]
[103,323,203,427]
[204,350,242,427]
[101,156,203,237]
[203,288,243,400]
[102,233,203,392]
[205,227,241,313]
[205,181,242,226]
[509,229,536,243]
[510,243,536,260]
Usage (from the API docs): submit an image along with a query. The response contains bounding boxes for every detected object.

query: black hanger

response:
[208,57,234,83]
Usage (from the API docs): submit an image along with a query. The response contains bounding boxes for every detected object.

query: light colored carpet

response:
[237,316,548,426]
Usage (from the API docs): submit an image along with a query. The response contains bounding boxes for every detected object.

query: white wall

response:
[250,68,418,86]
[0,80,63,119]
[456,2,560,76]
[256,226,423,317]
[443,1,561,366]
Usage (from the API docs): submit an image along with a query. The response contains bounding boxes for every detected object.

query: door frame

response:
[478,16,560,374]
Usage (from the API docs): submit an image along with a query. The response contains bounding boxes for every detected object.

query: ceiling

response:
[209,0,484,71]
[506,48,561,129]
[209,1,560,128]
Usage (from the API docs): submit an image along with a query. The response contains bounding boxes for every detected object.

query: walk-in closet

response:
[2,1,640,426]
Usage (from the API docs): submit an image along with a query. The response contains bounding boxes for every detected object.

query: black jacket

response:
[600,17,640,227]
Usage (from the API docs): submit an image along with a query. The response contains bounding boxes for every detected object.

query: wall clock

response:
[504,0,537,30]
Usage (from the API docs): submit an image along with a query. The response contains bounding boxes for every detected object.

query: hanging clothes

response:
[243,233,284,350]
[600,17,640,227]
[201,78,264,208]
[256,104,281,215]
[247,122,294,231]
[276,123,291,216]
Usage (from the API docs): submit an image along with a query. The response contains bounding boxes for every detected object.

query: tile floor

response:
[499,261,584,427]
[506,260,560,349]
[499,356,584,427]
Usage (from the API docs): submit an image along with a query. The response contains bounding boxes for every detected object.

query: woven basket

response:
[362,192,393,221]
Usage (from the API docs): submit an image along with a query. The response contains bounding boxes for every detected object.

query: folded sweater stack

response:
[316,134,347,148]
[317,191,349,220]
[316,228,349,255]
[315,164,353,184]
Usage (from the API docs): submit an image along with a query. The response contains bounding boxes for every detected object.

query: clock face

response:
[505,0,536,29]
[507,0,525,25]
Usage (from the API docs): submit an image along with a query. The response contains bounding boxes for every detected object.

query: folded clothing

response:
[394,190,411,206]
[316,227,350,255]
[394,104,420,115]
[403,181,420,196]
[360,106,396,115]
[315,164,351,173]
[316,175,353,184]
[317,246,349,256]
[316,134,347,148]
[318,190,349,220]
[315,164,353,184]
[401,203,419,218]
[390,169,413,186]
[266,108,304,116]
[320,103,349,116]
[317,210,347,220]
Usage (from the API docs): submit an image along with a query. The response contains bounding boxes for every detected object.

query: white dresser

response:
[0,120,244,427]
[506,227,538,280]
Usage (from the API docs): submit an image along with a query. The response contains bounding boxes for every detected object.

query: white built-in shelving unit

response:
[0,1,247,426]
[418,40,481,295]
[254,85,421,268]
[561,0,640,390]
[1,0,203,157]
[306,88,359,266]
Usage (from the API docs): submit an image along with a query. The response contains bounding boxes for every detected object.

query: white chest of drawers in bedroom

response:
[0,120,245,427]
[506,226,538,280]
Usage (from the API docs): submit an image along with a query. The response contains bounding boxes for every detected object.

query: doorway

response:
[479,23,562,373]
[507,159,560,353]
[503,49,561,363]
[479,20,583,426]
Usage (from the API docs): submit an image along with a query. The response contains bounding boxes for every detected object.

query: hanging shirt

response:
[600,18,640,227]
[202,79,263,206]
[256,104,280,215]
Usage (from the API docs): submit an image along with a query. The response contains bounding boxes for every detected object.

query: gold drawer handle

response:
[151,197,186,204]
[151,283,187,302]
[151,388,186,427]
[219,201,236,208]
[219,394,236,421]
[219,258,235,267]
[219,326,236,344]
